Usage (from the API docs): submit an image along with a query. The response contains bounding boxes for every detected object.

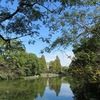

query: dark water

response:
[0,77,100,100]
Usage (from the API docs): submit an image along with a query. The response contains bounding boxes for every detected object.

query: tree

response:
[49,61,56,73]
[68,25,100,82]
[61,66,69,75]
[25,53,40,75]
[49,56,62,74]
[0,0,100,80]
[54,56,62,73]
[45,1,100,52]
[39,55,47,73]
[0,38,45,79]
[0,0,99,52]
[0,39,26,79]
[0,0,83,48]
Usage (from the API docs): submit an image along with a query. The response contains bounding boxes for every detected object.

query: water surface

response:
[1,77,99,100]
[35,83,73,100]
[0,77,74,100]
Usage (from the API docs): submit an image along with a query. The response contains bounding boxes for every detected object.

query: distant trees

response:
[49,56,62,74]
[0,37,64,79]
[0,39,48,79]
[39,55,47,73]
[25,53,39,75]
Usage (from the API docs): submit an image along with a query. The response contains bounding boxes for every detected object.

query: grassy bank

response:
[41,73,59,77]
[23,75,39,80]
[23,73,59,80]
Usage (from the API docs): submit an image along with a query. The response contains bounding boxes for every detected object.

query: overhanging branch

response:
[0,7,20,23]
[0,0,40,23]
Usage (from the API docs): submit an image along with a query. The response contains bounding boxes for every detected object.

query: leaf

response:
[60,21,65,26]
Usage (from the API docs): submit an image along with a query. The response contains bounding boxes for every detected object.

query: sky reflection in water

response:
[35,83,74,100]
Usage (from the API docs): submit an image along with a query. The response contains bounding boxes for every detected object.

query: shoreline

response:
[23,73,59,80]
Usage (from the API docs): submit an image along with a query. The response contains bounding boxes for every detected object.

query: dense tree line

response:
[0,39,48,79]
[0,38,63,80]
[49,56,62,74]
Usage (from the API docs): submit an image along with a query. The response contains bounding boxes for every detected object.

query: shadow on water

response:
[65,76,100,100]
[71,82,100,100]
[0,77,99,100]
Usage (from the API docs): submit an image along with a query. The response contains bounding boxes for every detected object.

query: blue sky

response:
[24,41,74,66]
[1,0,74,66]
[21,25,74,66]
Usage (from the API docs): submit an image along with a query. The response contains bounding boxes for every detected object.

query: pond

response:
[0,77,74,100]
[0,77,99,100]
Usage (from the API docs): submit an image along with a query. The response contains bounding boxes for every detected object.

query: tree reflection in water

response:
[0,78,47,100]
[71,82,100,100]
[0,77,99,100]
[67,76,100,100]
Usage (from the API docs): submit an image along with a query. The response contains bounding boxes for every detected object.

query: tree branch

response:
[0,1,40,23]
[20,1,39,7]
[0,33,36,48]
[0,7,20,23]
[77,22,100,38]
[37,2,53,13]
[0,31,38,43]
[0,0,52,23]
[10,33,33,40]
[0,34,9,41]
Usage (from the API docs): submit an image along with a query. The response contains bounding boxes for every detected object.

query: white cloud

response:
[44,51,75,66]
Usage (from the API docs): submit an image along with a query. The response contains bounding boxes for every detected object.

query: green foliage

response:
[0,39,48,80]
[49,77,62,96]
[43,1,100,52]
[0,0,88,49]
[69,76,100,100]
[39,55,47,73]
[61,66,68,75]
[0,0,100,80]
[0,0,99,52]
[69,25,100,83]
[49,56,62,74]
